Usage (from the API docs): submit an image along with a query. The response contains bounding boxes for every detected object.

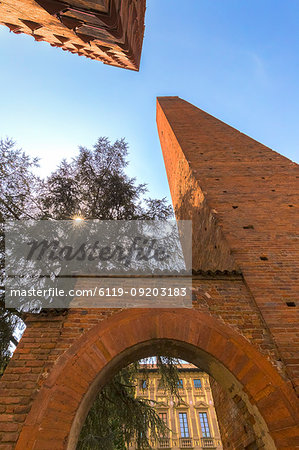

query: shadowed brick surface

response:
[210,378,259,450]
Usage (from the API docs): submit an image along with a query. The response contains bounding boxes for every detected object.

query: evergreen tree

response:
[38,137,172,221]
[0,138,39,373]
[78,357,182,450]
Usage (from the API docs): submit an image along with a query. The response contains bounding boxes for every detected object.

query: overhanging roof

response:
[0,0,146,70]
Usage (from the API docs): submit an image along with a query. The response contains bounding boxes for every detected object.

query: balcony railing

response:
[129,436,217,449]
[179,437,193,448]
[158,437,170,448]
[201,437,216,448]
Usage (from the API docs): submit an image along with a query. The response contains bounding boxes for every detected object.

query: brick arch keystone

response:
[15,309,299,450]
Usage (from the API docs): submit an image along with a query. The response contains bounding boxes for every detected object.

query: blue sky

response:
[0,0,298,202]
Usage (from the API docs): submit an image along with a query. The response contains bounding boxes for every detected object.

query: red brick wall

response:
[210,378,259,450]
[157,96,299,395]
[0,309,118,448]
[192,277,281,370]
[1,305,298,449]
[0,273,294,449]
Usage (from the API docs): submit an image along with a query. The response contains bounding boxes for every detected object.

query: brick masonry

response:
[0,97,298,449]
[0,0,145,70]
[210,377,259,450]
[156,96,299,449]
[157,96,299,393]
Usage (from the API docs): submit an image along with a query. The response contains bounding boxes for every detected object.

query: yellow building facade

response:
[130,363,223,450]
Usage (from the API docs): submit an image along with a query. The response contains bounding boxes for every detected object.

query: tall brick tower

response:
[156,96,299,448]
[0,97,298,449]
[156,96,299,388]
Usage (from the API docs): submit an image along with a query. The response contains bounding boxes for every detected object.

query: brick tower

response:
[0,97,298,449]
[156,96,299,448]
[0,0,146,70]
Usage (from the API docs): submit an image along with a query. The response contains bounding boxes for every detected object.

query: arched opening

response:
[15,309,298,450]
[73,343,269,450]
[76,354,224,449]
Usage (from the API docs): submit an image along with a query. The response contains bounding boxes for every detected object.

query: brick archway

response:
[15,309,298,450]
